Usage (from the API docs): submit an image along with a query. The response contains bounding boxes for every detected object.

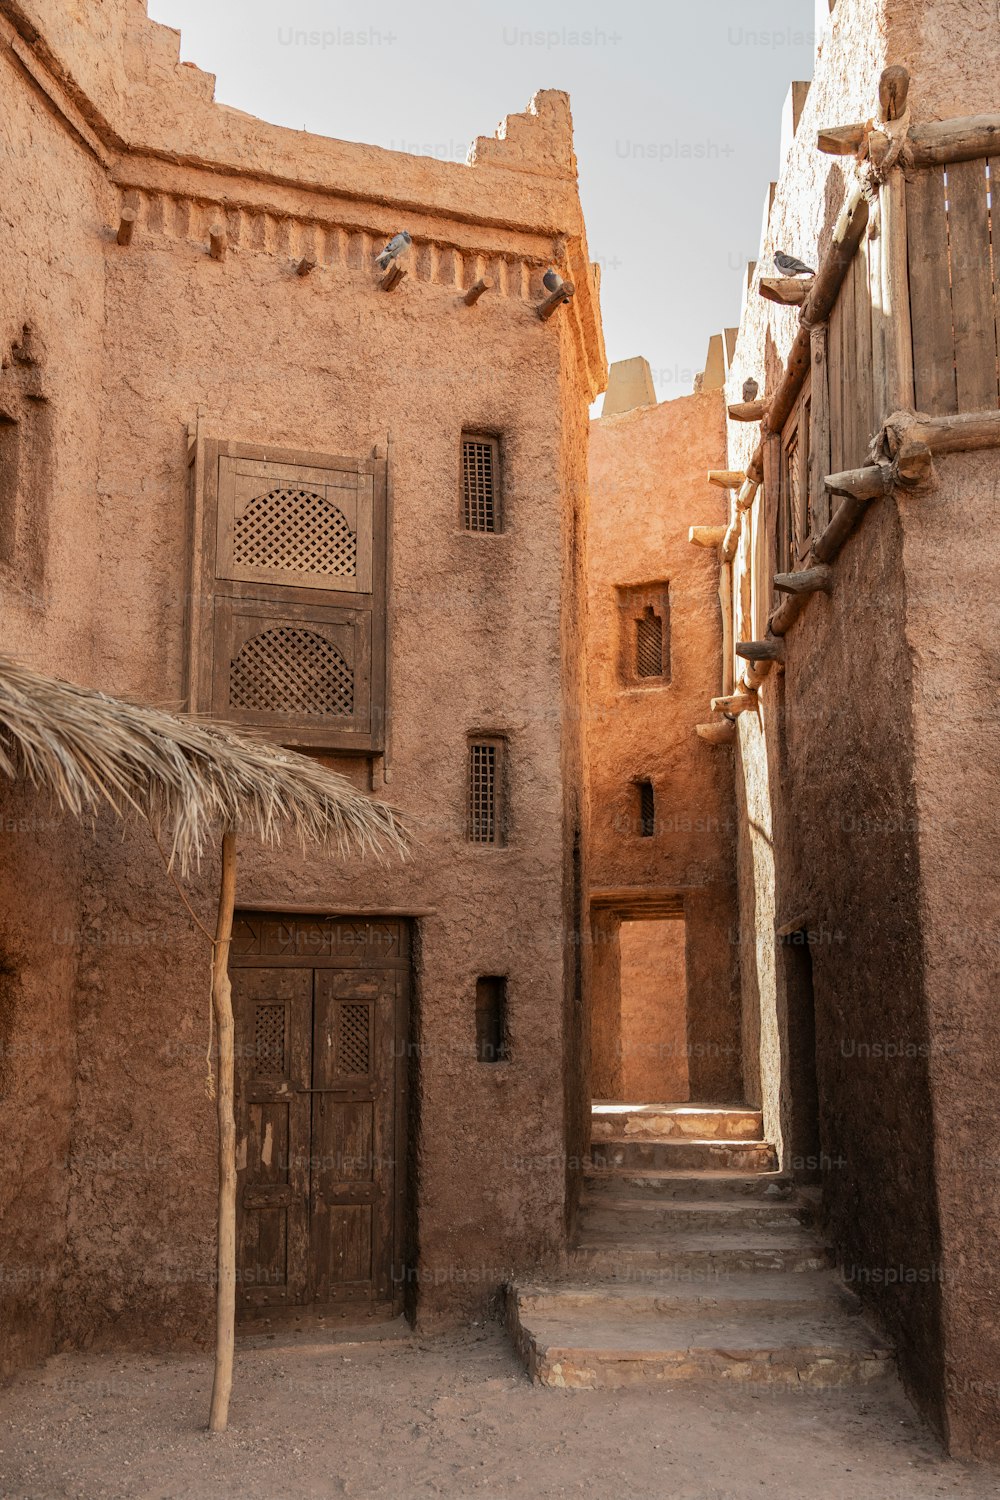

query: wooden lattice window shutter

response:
[461,434,500,533]
[618,583,670,685]
[468,737,505,845]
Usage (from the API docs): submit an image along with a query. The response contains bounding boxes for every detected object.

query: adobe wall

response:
[1,3,605,1360]
[618,919,688,1102]
[586,394,742,1104]
[724,0,1000,1454]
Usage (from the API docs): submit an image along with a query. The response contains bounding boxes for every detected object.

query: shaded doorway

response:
[591,905,689,1103]
[229,912,411,1320]
[781,928,821,1183]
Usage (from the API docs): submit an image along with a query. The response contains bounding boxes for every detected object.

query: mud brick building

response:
[0,0,604,1371]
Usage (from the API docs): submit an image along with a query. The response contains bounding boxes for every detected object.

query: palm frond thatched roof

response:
[0,654,406,871]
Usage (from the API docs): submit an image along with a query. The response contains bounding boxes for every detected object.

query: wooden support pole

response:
[885,408,1000,456]
[696,721,736,745]
[774,564,833,596]
[295,257,317,277]
[463,277,493,306]
[380,261,407,292]
[760,277,814,307]
[688,525,727,548]
[209,829,238,1435]
[209,225,227,261]
[736,639,785,663]
[719,561,734,696]
[711,692,757,716]
[809,324,831,533]
[117,207,136,246]
[736,478,760,513]
[811,495,870,564]
[768,592,808,636]
[879,65,911,122]
[708,469,745,489]
[741,659,775,692]
[537,280,575,320]
[728,400,767,423]
[721,511,741,564]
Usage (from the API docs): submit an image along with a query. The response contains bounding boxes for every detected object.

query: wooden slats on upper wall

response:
[907,160,1000,415]
[825,240,876,476]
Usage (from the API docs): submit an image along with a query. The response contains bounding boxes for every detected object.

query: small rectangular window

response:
[461,434,500,533]
[618,583,670,685]
[468,738,505,844]
[0,415,19,566]
[476,976,509,1063]
[635,608,663,678]
[638,780,655,837]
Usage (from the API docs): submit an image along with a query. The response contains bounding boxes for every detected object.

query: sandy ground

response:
[1,1321,997,1500]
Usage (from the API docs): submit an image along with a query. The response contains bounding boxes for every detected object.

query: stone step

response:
[508,1297,893,1391]
[514,1270,862,1320]
[570,1224,831,1277]
[591,1103,764,1142]
[584,1168,793,1201]
[578,1196,811,1237]
[590,1138,779,1173]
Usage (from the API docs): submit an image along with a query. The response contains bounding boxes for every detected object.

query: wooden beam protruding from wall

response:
[538,281,575,320]
[708,469,745,489]
[728,400,767,422]
[760,277,814,307]
[688,525,727,548]
[711,693,757,716]
[209,224,227,261]
[117,207,137,246]
[380,261,407,292]
[696,721,736,745]
[295,257,317,277]
[736,639,785,663]
[773,565,833,596]
[464,277,493,306]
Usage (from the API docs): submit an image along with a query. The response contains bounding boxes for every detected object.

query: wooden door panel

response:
[234,968,311,1308]
[310,969,396,1304]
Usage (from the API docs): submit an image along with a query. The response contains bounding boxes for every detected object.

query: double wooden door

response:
[230,913,409,1316]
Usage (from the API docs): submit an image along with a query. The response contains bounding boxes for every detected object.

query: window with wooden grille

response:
[186,440,386,752]
[637,780,655,838]
[778,383,811,575]
[468,737,505,845]
[618,583,670,685]
[461,433,500,533]
[475,976,509,1063]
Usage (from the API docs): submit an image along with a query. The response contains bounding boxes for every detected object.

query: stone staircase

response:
[507,1103,894,1390]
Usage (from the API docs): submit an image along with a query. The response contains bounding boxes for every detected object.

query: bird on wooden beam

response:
[543,267,564,293]
[376,231,411,269]
[742,377,759,402]
[773,250,815,277]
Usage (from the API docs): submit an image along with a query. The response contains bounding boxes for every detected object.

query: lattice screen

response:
[230,627,354,717]
[462,437,498,533]
[233,488,357,578]
[336,1002,371,1075]
[638,780,655,838]
[635,608,664,678]
[468,741,498,844]
[253,1003,286,1077]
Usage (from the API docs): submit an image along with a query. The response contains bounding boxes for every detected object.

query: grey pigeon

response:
[376,231,411,270]
[542,267,563,293]
[742,377,759,403]
[774,250,815,277]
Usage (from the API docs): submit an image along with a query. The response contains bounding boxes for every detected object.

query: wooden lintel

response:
[295,257,317,277]
[736,639,784,663]
[711,693,757,716]
[909,115,1000,169]
[824,463,889,501]
[817,123,868,157]
[463,277,493,306]
[728,400,767,422]
[209,224,227,261]
[696,721,736,745]
[538,281,575,320]
[688,525,727,549]
[380,261,407,292]
[884,407,1000,457]
[708,469,745,489]
[773,565,833,596]
[759,277,814,307]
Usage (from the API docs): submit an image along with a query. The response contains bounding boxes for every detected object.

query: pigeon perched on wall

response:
[774,250,815,277]
[742,377,759,403]
[542,267,564,293]
[376,231,411,270]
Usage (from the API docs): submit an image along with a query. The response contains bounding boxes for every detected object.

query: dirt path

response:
[0,1322,996,1499]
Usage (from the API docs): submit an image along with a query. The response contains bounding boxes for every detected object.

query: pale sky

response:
[147,0,816,400]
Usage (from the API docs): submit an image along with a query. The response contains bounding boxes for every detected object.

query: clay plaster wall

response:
[586,394,741,1104]
[618,919,689,1103]
[724,0,1000,1455]
[0,2,605,1363]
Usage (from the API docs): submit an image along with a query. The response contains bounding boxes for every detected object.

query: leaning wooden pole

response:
[209,828,238,1434]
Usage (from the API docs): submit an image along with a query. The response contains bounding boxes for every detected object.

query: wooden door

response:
[233,968,312,1310]
[232,915,409,1317]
